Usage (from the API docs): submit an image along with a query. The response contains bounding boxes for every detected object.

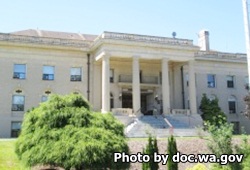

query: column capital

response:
[103,53,111,60]
[162,58,169,62]
[95,51,111,61]
[132,55,140,60]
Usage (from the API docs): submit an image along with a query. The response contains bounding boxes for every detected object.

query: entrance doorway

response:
[122,93,132,108]
[121,91,156,115]
[141,94,147,114]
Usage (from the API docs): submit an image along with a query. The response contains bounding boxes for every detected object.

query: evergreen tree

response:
[142,135,159,170]
[15,94,129,170]
[199,93,227,127]
[167,135,178,170]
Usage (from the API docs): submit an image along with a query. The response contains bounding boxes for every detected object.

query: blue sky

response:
[0,0,246,53]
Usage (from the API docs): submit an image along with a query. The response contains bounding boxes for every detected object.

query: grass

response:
[0,139,28,170]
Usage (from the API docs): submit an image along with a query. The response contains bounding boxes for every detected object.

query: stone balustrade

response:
[101,31,193,45]
[112,108,133,116]
[172,109,191,115]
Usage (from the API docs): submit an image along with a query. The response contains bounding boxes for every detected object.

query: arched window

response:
[228,96,237,114]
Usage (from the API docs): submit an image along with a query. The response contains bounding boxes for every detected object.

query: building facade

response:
[0,29,248,137]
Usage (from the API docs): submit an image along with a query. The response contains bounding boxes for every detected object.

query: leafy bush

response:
[167,135,178,170]
[15,94,129,170]
[206,121,242,170]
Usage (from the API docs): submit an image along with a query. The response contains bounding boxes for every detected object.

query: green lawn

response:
[0,139,28,170]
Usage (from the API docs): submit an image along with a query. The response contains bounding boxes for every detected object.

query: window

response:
[245,76,249,88]
[228,96,236,114]
[159,72,162,84]
[227,75,234,88]
[70,67,82,81]
[207,74,216,88]
[12,95,25,111]
[245,76,249,85]
[110,69,114,83]
[110,93,114,109]
[13,64,26,79]
[43,66,54,80]
[11,121,22,138]
[41,95,48,102]
[186,74,189,86]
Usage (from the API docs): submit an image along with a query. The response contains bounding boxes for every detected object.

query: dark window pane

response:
[227,81,234,88]
[229,101,236,114]
[70,75,81,81]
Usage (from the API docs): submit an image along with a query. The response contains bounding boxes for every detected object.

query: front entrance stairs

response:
[114,114,204,138]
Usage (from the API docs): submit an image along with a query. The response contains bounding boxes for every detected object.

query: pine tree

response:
[167,135,178,170]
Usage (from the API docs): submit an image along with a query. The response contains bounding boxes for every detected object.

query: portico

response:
[96,54,197,115]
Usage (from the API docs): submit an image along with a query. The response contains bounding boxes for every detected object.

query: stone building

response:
[0,29,248,137]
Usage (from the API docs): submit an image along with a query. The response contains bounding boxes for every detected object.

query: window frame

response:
[41,95,49,102]
[227,75,234,88]
[11,121,22,138]
[43,65,55,81]
[207,74,216,88]
[228,96,237,114]
[12,95,25,111]
[13,64,26,79]
[70,67,82,82]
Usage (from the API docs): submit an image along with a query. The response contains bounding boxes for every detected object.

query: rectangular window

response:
[186,74,189,86]
[12,95,25,111]
[245,76,249,90]
[229,101,236,114]
[43,66,54,80]
[227,75,234,88]
[159,72,162,84]
[13,64,26,79]
[11,121,22,138]
[110,69,114,83]
[41,95,48,102]
[245,76,249,85]
[70,67,82,81]
[207,74,216,88]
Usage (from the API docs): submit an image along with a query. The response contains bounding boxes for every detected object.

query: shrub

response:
[206,121,242,170]
[167,135,178,170]
[142,135,159,170]
[15,94,129,170]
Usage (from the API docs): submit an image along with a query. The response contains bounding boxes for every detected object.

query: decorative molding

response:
[0,33,92,48]
[195,51,247,61]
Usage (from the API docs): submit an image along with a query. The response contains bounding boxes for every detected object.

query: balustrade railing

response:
[172,109,191,115]
[112,108,133,116]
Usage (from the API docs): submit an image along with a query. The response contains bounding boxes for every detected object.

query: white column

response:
[101,55,110,113]
[188,60,197,114]
[132,56,141,114]
[162,58,170,114]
